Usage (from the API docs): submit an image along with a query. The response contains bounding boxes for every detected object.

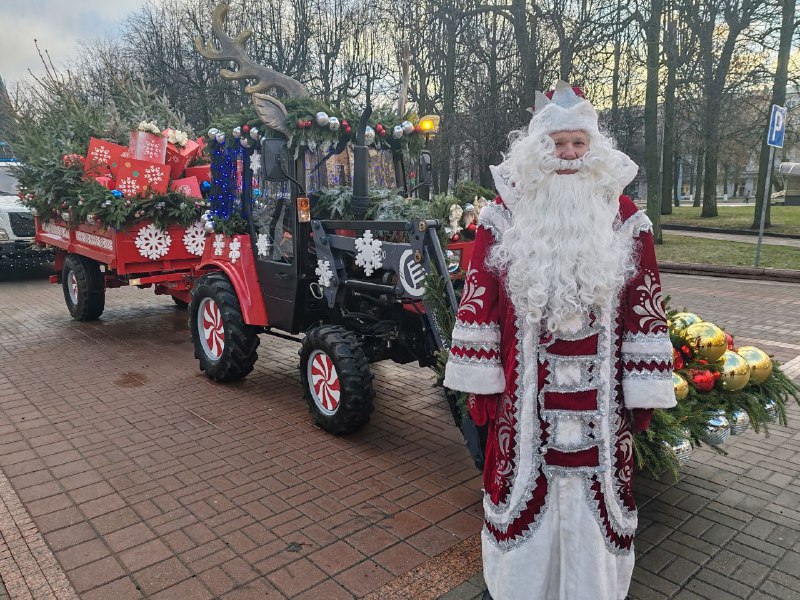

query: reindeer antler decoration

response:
[195,2,308,139]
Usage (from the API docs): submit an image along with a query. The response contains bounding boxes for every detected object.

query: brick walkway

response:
[0,266,798,599]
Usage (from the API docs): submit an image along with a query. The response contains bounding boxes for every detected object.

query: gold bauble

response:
[735,346,773,384]
[668,312,702,345]
[716,350,751,391]
[673,372,689,400]
[684,322,727,362]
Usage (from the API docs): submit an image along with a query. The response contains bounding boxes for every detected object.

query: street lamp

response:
[417,115,440,201]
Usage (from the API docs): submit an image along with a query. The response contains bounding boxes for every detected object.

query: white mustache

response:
[540,154,586,173]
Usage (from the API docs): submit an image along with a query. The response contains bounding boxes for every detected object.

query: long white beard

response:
[487,171,635,333]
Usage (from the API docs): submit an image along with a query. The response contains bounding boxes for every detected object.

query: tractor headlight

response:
[0,229,9,241]
[446,249,461,273]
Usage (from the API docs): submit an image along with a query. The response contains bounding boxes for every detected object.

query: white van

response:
[0,161,41,261]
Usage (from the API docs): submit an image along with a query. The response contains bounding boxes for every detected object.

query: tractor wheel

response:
[190,272,260,382]
[299,325,375,434]
[62,254,105,321]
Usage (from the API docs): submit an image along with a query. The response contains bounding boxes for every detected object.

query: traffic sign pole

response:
[754,104,787,268]
[754,145,775,268]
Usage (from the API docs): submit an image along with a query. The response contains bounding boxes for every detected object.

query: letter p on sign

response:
[768,105,787,148]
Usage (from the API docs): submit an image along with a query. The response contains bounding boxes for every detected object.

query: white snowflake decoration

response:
[354,230,383,276]
[144,165,164,186]
[256,233,272,257]
[182,222,206,256]
[315,260,333,288]
[118,177,140,197]
[135,224,172,260]
[250,151,262,177]
[213,235,226,256]
[228,238,242,263]
[90,145,110,163]
[144,140,162,159]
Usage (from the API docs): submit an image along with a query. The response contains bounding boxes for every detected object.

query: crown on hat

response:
[525,80,599,135]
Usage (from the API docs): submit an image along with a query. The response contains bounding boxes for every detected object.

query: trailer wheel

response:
[62,255,105,321]
[190,272,259,382]
[300,325,375,434]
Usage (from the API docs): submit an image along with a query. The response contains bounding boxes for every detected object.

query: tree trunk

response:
[694,151,703,207]
[511,0,538,114]
[752,0,794,229]
[644,0,663,242]
[438,14,458,194]
[660,19,677,216]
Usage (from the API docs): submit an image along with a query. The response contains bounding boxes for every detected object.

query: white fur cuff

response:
[444,361,506,394]
[623,378,677,409]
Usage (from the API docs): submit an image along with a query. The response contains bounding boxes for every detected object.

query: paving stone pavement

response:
[0,265,798,599]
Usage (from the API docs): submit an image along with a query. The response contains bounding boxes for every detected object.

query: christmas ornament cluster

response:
[21,122,214,232]
[642,308,800,476]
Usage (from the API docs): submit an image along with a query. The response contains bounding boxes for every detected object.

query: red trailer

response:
[35,217,205,320]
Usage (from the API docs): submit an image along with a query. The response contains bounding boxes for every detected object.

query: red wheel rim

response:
[198,297,224,360]
[68,270,79,304]
[308,350,341,415]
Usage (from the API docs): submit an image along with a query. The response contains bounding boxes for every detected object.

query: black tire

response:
[190,272,260,382]
[62,254,105,321]
[172,296,189,309]
[299,325,375,434]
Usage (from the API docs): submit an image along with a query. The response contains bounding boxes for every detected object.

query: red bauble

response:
[296,119,306,129]
[95,176,116,190]
[680,344,693,358]
[689,369,715,392]
[451,234,460,242]
[414,125,422,132]
[305,119,313,128]
[344,125,352,134]
[725,332,734,350]
[341,120,349,127]
[242,124,251,132]
[376,124,385,135]
[672,348,685,371]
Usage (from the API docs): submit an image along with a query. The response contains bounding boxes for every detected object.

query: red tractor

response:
[190,4,484,465]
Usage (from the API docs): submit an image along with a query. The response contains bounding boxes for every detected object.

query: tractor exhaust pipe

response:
[352,102,373,219]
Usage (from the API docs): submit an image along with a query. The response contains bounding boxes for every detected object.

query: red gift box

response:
[163,130,201,179]
[128,130,167,164]
[184,165,212,183]
[170,176,202,199]
[115,157,170,197]
[84,138,128,178]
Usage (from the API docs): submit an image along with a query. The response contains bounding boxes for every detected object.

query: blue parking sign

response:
[767,104,786,148]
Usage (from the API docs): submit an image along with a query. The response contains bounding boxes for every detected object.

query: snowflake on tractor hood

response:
[315,260,333,288]
[135,224,172,260]
[354,230,383,276]
[228,238,242,263]
[182,221,206,256]
[213,234,225,256]
[256,233,272,257]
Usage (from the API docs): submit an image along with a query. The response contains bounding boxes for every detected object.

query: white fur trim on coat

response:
[444,360,506,394]
[622,378,677,409]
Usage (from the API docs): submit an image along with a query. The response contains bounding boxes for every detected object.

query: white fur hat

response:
[527,80,600,136]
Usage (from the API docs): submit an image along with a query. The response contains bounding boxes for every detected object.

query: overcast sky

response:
[0,0,144,89]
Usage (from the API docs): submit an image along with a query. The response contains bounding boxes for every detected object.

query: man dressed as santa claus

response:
[443,81,676,600]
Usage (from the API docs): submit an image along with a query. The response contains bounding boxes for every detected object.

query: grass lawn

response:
[659,205,800,236]
[655,234,800,270]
